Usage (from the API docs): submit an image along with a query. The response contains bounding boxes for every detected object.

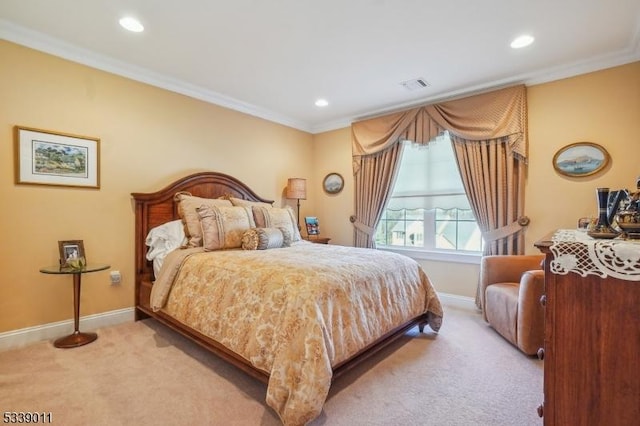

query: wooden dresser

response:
[535,231,640,426]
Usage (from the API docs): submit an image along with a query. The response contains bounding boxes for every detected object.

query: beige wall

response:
[0,41,314,332]
[309,127,354,246]
[2,37,639,333]
[312,61,640,298]
[526,62,640,249]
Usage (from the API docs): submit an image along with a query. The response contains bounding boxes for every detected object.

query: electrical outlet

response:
[110,270,121,285]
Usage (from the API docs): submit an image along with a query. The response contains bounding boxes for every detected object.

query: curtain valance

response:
[351,84,528,165]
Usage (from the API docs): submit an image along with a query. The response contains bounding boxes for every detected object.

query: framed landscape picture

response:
[552,142,609,177]
[14,126,100,188]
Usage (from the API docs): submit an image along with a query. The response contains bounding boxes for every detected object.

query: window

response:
[375,132,483,256]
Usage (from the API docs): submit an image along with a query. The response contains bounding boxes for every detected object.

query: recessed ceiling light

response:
[119,16,144,33]
[510,35,534,49]
[315,99,329,107]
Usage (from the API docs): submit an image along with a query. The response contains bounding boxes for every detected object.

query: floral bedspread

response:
[150,242,443,425]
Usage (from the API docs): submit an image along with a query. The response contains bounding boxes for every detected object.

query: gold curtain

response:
[350,85,529,306]
[353,85,528,165]
[452,137,526,255]
[352,143,403,248]
[452,136,527,308]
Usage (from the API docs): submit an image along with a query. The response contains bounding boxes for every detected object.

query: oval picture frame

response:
[323,172,344,194]
[552,142,610,177]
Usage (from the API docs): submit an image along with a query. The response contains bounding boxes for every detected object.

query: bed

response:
[132,171,443,425]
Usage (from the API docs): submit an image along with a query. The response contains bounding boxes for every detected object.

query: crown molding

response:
[315,15,640,133]
[326,47,640,134]
[2,18,639,135]
[0,19,312,133]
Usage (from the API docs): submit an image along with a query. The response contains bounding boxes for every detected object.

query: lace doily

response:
[549,229,640,281]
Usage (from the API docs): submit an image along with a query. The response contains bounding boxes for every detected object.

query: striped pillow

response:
[175,192,233,247]
[197,204,255,251]
[252,206,302,242]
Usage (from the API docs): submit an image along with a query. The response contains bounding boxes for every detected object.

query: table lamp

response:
[286,178,306,231]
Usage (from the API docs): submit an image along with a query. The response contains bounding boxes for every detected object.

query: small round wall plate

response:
[323,173,344,194]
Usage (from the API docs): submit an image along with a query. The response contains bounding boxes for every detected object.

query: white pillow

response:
[145,220,186,277]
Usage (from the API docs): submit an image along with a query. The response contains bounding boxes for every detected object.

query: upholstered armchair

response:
[479,255,545,355]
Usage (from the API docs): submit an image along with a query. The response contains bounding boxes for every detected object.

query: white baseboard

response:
[0,307,135,352]
[437,292,477,311]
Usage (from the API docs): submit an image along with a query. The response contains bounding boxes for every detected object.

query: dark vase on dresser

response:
[589,187,618,237]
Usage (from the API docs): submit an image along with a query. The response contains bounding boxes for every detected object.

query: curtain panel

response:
[352,143,403,248]
[350,85,530,308]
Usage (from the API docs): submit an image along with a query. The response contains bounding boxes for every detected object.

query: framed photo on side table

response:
[58,240,86,268]
[305,216,320,236]
[14,126,100,188]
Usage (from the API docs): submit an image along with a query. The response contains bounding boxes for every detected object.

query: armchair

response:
[479,255,545,355]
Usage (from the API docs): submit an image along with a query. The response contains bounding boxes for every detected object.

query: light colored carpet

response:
[0,305,543,425]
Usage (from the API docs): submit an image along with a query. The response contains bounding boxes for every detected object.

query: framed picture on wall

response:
[552,142,610,177]
[14,126,101,188]
[323,172,344,194]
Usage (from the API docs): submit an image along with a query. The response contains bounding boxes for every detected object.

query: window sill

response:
[377,246,481,265]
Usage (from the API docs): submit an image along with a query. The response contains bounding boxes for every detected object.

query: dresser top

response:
[536,229,640,281]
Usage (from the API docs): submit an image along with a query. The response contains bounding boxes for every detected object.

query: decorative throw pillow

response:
[174,192,233,247]
[197,204,256,251]
[252,206,302,242]
[241,229,260,250]
[241,227,292,250]
[229,197,273,209]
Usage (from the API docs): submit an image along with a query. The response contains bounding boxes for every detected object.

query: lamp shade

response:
[286,178,307,200]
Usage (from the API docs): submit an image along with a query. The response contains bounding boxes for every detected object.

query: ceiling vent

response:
[399,78,430,91]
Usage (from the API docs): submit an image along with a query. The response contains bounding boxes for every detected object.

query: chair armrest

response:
[517,269,546,355]
[518,269,545,306]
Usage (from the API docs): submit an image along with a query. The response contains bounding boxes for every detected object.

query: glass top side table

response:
[40,263,110,348]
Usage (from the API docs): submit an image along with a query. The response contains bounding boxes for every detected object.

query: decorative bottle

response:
[592,187,617,235]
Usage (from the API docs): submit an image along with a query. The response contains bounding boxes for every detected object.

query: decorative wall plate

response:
[323,173,344,194]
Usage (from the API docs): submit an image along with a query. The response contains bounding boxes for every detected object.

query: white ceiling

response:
[1,1,639,133]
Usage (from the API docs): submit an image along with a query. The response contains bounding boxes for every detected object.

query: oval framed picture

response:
[552,142,610,177]
[323,172,344,194]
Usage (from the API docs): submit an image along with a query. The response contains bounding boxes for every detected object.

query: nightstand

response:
[40,263,110,348]
[306,237,331,244]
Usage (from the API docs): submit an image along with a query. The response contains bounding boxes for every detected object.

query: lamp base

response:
[54,331,97,348]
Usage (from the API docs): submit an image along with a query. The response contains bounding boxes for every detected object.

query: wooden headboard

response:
[131,171,274,299]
